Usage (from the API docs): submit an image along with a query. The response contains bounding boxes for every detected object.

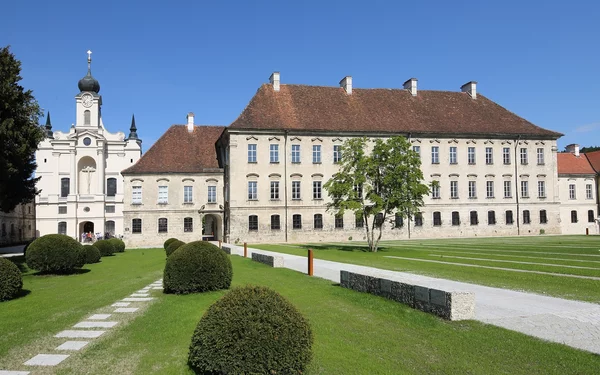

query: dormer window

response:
[84,110,91,125]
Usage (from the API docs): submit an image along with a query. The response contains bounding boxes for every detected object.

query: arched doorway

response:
[202,214,222,241]
[79,221,94,243]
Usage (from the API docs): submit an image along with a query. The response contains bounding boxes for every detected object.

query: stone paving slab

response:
[24,354,69,366]
[112,302,130,307]
[130,293,149,297]
[114,307,139,313]
[226,243,600,355]
[88,314,111,320]
[56,341,89,351]
[55,330,106,338]
[152,287,163,290]
[0,371,31,375]
[122,297,154,302]
[74,321,118,328]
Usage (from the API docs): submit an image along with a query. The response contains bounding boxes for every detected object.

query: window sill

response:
[486,196,495,199]
[247,199,258,201]
[313,198,323,201]
[451,197,459,199]
[291,162,301,164]
[313,162,322,165]
[432,197,441,199]
[248,161,257,164]
[431,162,440,165]
[292,199,302,201]
[207,202,217,204]
[468,162,476,165]
[521,196,530,199]
[538,196,546,199]
[537,163,545,166]
[157,202,169,205]
[270,161,280,164]
[469,197,478,199]
[450,162,458,165]
[131,203,143,206]
[270,199,281,201]
[504,196,513,199]
[183,202,194,205]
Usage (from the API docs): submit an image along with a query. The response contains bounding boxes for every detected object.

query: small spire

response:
[87,50,92,72]
[44,112,54,139]
[127,114,140,141]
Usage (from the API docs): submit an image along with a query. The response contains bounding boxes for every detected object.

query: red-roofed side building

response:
[557,144,598,234]
[121,113,226,247]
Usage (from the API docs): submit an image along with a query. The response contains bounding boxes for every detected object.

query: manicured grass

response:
[253,235,600,302]
[0,249,165,359]
[53,256,600,374]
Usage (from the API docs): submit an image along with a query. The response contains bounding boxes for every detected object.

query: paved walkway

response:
[225,243,600,355]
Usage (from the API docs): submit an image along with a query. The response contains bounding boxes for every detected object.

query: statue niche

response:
[78,156,97,195]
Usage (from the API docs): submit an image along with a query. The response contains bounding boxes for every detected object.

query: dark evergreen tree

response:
[0,45,44,212]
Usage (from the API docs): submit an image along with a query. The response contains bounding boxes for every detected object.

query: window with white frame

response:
[569,184,576,199]
[248,181,257,200]
[248,144,257,163]
[291,144,300,163]
[449,147,457,164]
[538,181,546,198]
[537,148,544,165]
[208,186,217,203]
[503,181,512,198]
[270,144,279,163]
[503,147,511,165]
[488,210,496,225]
[158,186,168,204]
[271,214,281,230]
[58,206,67,214]
[183,186,193,203]
[353,184,363,199]
[520,148,528,165]
[270,181,279,200]
[313,181,322,199]
[431,146,439,164]
[485,147,493,165]
[184,217,193,232]
[312,145,321,163]
[540,210,548,224]
[249,215,258,231]
[58,221,67,235]
[132,186,142,204]
[132,218,142,233]
[333,145,342,163]
[586,184,593,199]
[158,218,168,233]
[412,145,421,159]
[292,181,301,200]
[431,181,440,199]
[521,181,529,198]
[522,210,531,224]
[468,181,477,198]
[486,181,494,198]
[450,181,458,199]
[468,147,476,164]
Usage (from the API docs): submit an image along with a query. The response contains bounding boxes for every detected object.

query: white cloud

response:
[574,122,600,133]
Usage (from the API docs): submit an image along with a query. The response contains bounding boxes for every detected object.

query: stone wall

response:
[251,253,284,268]
[340,271,475,321]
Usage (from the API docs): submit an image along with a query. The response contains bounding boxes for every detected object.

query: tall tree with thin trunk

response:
[0,45,44,212]
[324,136,430,252]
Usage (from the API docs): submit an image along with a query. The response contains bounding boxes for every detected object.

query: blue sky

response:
[2,0,598,151]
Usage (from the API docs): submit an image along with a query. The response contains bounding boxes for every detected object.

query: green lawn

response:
[1,248,600,374]
[252,235,600,302]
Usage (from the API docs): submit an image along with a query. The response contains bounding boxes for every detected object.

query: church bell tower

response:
[75,50,102,128]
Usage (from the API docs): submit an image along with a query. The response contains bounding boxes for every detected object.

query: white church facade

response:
[34,52,142,240]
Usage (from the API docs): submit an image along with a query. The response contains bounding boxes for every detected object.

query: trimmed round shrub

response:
[25,234,83,273]
[164,241,232,294]
[83,244,101,264]
[164,237,178,250]
[188,285,313,374]
[0,257,23,301]
[109,238,126,253]
[165,240,186,257]
[93,239,115,257]
[74,245,86,268]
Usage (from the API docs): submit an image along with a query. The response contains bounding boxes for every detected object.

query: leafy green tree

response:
[324,136,430,252]
[0,45,44,213]
[579,146,600,153]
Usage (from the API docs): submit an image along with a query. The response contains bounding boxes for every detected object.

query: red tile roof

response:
[229,84,562,138]
[584,150,600,173]
[122,125,224,174]
[557,152,595,175]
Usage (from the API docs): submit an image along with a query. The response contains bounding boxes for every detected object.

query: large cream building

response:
[116,73,598,247]
[34,52,142,239]
[0,202,36,246]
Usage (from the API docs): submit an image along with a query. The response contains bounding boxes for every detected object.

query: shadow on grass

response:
[5,256,29,273]
[9,289,32,301]
[296,244,390,253]
[33,268,91,276]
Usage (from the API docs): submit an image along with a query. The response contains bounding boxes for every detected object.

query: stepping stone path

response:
[2,278,164,373]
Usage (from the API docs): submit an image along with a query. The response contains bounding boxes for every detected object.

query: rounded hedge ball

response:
[164,237,178,250]
[165,240,185,257]
[109,238,125,253]
[93,239,115,257]
[0,257,23,301]
[163,241,232,294]
[25,234,83,273]
[188,285,313,374]
[83,244,101,264]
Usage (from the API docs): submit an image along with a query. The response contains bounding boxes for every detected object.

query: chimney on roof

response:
[566,143,580,157]
[270,72,280,92]
[461,81,477,99]
[403,78,418,96]
[340,76,352,95]
[186,112,194,133]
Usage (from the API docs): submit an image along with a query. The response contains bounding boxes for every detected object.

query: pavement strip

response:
[2,278,163,373]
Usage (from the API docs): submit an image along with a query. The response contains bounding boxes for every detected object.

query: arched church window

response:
[84,110,91,125]
[58,222,67,235]
[105,220,115,235]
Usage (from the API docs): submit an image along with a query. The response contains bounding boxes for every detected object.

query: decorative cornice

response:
[268,136,281,141]
[246,136,258,141]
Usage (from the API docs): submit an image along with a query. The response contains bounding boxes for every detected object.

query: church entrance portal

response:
[80,221,94,243]
[202,214,222,241]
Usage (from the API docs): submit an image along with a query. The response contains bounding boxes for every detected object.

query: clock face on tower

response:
[82,93,93,108]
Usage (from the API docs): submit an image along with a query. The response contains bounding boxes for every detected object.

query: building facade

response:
[34,52,142,240]
[121,115,224,248]
[0,202,36,246]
